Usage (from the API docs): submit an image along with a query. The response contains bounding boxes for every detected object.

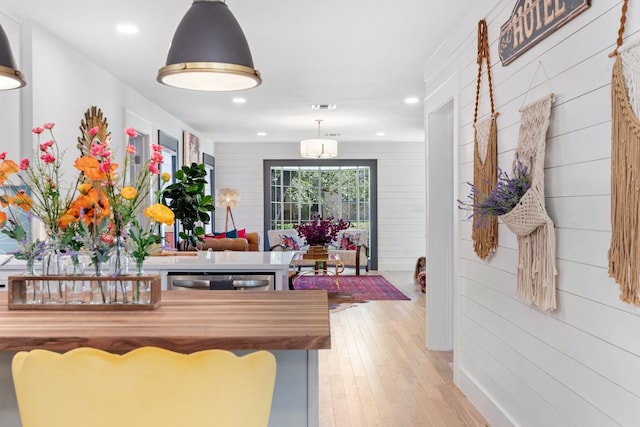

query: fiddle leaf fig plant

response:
[161,163,214,250]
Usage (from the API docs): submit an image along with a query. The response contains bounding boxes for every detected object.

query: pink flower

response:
[91,142,104,157]
[151,144,162,152]
[0,152,6,160]
[126,145,136,154]
[39,143,49,152]
[40,153,55,164]
[152,152,164,163]
[19,158,29,170]
[44,140,54,147]
[32,127,44,135]
[125,128,137,137]
[43,123,55,130]
[101,234,114,244]
[99,162,111,174]
[89,126,99,136]
[148,162,160,175]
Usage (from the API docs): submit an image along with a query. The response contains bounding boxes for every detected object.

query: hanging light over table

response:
[158,0,261,91]
[0,24,25,90]
[300,120,338,159]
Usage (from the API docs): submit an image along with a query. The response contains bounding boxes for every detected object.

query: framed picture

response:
[183,131,200,166]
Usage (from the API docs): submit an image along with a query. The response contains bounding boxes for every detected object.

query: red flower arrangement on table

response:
[294,216,350,247]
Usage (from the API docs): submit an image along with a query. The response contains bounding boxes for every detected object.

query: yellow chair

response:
[12,346,277,427]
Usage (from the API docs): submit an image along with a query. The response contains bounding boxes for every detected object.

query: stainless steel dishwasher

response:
[166,272,275,291]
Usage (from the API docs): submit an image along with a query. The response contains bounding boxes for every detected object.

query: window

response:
[263,159,377,270]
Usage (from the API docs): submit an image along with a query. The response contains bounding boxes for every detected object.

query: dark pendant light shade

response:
[0,24,25,90]
[157,0,261,91]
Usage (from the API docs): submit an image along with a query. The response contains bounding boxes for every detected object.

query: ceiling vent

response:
[311,104,337,110]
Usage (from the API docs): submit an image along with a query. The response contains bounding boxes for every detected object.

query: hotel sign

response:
[499,0,590,65]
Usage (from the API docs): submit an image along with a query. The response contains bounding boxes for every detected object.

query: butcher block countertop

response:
[0,290,331,352]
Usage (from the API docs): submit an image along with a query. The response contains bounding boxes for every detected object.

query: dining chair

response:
[12,346,277,427]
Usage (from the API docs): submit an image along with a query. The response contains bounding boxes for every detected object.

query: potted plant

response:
[161,163,214,251]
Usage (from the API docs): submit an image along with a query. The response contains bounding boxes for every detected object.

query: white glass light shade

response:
[300,138,338,159]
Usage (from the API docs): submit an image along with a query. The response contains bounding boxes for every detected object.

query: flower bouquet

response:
[294,216,350,247]
[459,156,532,227]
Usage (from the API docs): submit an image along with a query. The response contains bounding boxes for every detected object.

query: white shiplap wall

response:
[426,1,640,426]
[213,140,426,271]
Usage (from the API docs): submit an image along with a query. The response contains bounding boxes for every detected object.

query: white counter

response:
[0,252,295,291]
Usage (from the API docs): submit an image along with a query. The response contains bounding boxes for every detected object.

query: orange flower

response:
[120,186,137,200]
[74,156,107,181]
[14,190,32,211]
[0,159,19,184]
[144,203,175,226]
[0,211,6,228]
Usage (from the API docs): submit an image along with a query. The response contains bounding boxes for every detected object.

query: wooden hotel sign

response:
[499,0,590,65]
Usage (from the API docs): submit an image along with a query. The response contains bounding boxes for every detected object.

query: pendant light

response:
[300,120,338,159]
[157,0,261,91]
[0,24,25,90]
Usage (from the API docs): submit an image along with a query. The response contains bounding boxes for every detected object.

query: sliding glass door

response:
[264,159,377,270]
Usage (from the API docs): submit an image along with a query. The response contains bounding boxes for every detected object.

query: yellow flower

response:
[0,211,6,228]
[144,203,175,226]
[78,183,92,195]
[120,186,137,200]
[161,172,171,183]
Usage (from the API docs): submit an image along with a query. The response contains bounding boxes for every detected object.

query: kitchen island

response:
[0,290,330,427]
[0,251,296,291]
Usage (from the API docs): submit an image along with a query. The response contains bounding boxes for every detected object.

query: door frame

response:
[424,72,460,376]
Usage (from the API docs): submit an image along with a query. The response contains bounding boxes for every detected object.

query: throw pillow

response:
[338,231,360,250]
[279,233,300,250]
[236,228,246,238]
[213,229,238,239]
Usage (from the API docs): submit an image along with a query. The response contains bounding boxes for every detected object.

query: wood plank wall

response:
[426,1,640,426]
[213,141,426,271]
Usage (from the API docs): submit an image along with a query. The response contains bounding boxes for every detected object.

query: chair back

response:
[267,229,304,251]
[335,229,369,250]
[12,346,276,427]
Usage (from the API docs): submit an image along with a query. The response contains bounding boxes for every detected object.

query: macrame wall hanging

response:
[500,67,557,311]
[608,0,640,306]
[472,19,499,260]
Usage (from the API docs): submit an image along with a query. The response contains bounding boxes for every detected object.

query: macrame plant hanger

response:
[472,19,499,260]
[500,64,557,312]
[608,0,640,306]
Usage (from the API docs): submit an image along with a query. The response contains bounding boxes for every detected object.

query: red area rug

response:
[293,274,410,301]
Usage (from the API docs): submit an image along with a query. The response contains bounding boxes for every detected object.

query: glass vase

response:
[109,238,130,276]
[90,259,110,304]
[24,259,42,304]
[132,259,150,304]
[64,257,86,304]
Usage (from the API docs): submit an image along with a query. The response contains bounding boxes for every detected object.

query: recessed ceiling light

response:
[311,104,337,110]
[404,97,420,104]
[232,97,246,104]
[376,132,385,136]
[116,24,139,35]
[256,131,267,136]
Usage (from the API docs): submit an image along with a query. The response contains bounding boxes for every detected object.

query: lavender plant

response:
[459,156,532,226]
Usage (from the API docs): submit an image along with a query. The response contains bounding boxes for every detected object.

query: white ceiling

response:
[0,0,474,144]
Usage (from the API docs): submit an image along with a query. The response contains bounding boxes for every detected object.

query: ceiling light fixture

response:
[232,97,246,104]
[157,0,261,92]
[300,120,338,159]
[404,97,420,104]
[0,24,25,90]
[256,131,267,136]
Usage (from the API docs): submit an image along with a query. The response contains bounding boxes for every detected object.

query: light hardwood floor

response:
[318,271,489,427]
